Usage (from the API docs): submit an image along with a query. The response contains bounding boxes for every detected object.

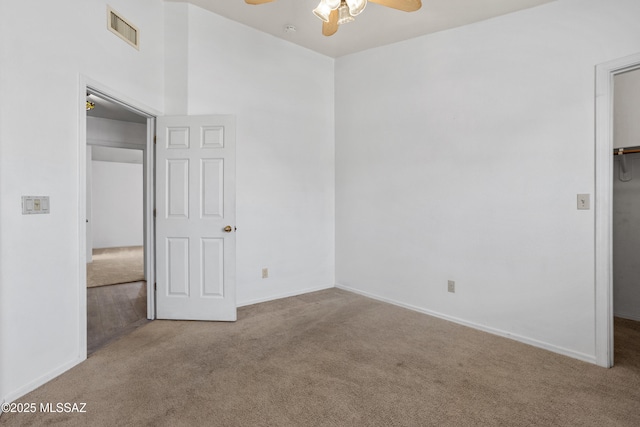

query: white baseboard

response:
[614,311,640,322]
[2,357,84,404]
[237,283,335,308]
[336,283,597,365]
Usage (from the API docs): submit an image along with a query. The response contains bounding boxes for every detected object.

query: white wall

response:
[91,160,144,248]
[613,153,640,321]
[167,3,336,306]
[614,69,640,149]
[0,0,165,403]
[86,117,146,255]
[335,0,640,363]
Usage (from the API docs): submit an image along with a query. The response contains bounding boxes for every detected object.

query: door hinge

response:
[153,135,157,144]
[153,208,156,217]
[154,282,157,291]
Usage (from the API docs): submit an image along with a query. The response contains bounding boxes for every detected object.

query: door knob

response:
[223,225,233,233]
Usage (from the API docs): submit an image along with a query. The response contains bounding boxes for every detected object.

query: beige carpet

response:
[2,288,640,426]
[86,246,144,288]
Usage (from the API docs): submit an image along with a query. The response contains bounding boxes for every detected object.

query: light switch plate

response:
[577,194,590,210]
[22,196,50,214]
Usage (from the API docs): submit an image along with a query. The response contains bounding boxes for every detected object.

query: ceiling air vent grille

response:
[107,6,139,49]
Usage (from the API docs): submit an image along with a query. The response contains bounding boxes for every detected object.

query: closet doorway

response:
[612,68,640,368]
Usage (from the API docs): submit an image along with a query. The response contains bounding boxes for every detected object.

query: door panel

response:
[167,237,189,296]
[167,159,189,218]
[201,159,224,218]
[201,238,224,297]
[156,115,236,321]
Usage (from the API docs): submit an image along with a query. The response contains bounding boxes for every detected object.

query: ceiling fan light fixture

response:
[313,0,332,22]
[346,0,367,17]
[247,0,422,37]
[337,3,354,25]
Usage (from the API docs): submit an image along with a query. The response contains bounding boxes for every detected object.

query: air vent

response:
[107,6,139,49]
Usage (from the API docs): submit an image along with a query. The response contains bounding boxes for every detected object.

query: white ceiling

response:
[172,0,555,58]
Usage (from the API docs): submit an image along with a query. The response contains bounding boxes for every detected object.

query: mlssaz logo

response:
[40,402,87,413]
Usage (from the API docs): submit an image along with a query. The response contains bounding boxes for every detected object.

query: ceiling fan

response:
[245,0,422,37]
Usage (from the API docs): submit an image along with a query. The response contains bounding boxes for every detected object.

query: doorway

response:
[611,68,640,369]
[81,83,157,356]
[78,81,237,359]
[87,145,146,354]
[595,52,640,367]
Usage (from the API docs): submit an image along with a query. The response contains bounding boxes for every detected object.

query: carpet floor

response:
[87,281,149,355]
[1,288,639,426]
[87,246,145,288]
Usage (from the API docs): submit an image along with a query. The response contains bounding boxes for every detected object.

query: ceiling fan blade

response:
[245,0,275,4]
[369,0,421,12]
[322,10,339,37]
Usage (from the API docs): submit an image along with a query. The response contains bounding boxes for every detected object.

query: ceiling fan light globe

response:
[337,3,355,24]
[313,1,332,22]
[346,0,367,16]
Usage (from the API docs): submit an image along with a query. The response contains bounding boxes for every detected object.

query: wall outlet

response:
[447,280,455,293]
[262,268,268,279]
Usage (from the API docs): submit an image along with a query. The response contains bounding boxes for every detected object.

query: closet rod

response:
[613,148,640,155]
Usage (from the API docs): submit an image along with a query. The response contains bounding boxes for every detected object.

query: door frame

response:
[594,52,640,367]
[78,77,160,359]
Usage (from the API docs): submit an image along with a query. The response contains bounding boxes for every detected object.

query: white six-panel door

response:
[155,115,236,321]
